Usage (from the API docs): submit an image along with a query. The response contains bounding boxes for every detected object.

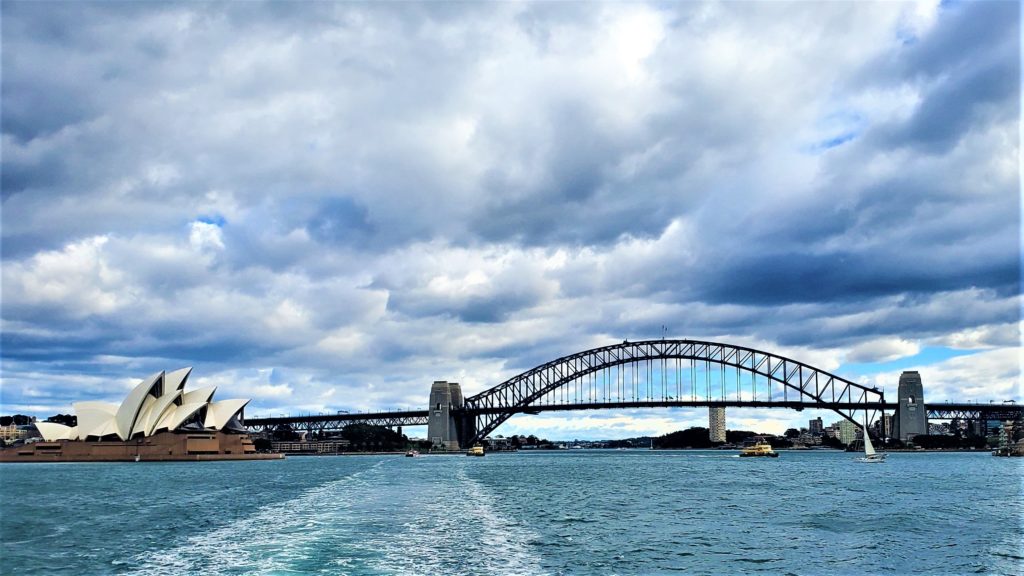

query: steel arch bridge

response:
[457,339,886,446]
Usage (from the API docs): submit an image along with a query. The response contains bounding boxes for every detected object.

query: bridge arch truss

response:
[462,339,885,445]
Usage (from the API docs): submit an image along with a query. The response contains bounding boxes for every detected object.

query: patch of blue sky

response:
[818,131,857,149]
[800,130,860,154]
[839,346,980,378]
[801,108,865,154]
[197,214,227,227]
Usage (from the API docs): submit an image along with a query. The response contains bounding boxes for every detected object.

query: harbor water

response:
[1,450,1021,575]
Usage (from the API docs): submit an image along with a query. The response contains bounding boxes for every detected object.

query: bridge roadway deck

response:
[244,401,1023,432]
[245,410,430,432]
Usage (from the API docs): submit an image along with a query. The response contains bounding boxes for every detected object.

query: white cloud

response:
[2,236,129,317]
[859,347,1023,402]
[846,338,921,363]
[189,221,225,254]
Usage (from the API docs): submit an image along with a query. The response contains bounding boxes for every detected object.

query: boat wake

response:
[126,458,542,576]
[362,464,543,575]
[127,460,386,575]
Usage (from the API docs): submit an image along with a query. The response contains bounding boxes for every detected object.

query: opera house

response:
[0,368,282,462]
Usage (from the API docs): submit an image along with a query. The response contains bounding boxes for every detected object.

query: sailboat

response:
[855,414,886,463]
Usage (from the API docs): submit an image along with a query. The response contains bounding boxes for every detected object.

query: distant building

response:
[0,425,27,443]
[871,413,893,439]
[837,420,858,445]
[797,432,821,446]
[809,417,824,436]
[894,371,927,443]
[272,440,350,453]
[488,436,515,451]
[708,407,726,442]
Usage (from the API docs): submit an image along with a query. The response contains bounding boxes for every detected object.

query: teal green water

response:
[1,451,1021,575]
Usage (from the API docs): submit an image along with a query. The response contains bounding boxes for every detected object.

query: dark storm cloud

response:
[388,290,543,324]
[878,2,1018,152]
[308,197,377,247]
[637,1,1021,318]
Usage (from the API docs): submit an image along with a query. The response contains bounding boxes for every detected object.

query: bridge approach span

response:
[245,410,428,435]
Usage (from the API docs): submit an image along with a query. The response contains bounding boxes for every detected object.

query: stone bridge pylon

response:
[426,380,469,450]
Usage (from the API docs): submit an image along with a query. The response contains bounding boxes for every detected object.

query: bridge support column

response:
[427,381,463,450]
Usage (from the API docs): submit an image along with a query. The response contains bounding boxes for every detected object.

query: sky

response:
[1,0,1020,440]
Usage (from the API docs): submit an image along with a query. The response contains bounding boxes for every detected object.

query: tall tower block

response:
[709,407,726,443]
[895,371,927,443]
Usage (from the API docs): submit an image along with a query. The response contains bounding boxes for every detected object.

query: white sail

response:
[862,414,876,456]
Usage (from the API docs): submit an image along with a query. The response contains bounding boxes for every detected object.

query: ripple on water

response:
[1,451,1021,575]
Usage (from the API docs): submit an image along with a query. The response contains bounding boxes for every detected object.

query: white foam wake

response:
[360,464,543,575]
[127,459,385,576]
[127,458,544,575]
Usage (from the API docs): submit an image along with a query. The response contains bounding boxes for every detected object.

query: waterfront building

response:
[708,407,726,442]
[837,420,857,445]
[894,371,928,443]
[881,413,893,438]
[0,424,29,444]
[809,417,824,436]
[0,368,280,462]
[272,440,350,453]
[488,436,515,451]
[797,432,820,446]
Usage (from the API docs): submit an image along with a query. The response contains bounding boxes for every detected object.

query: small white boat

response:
[405,450,419,457]
[855,414,886,463]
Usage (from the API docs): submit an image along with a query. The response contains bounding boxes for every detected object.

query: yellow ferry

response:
[739,440,778,458]
[466,444,485,457]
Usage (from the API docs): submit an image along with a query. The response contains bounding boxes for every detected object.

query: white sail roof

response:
[146,390,183,436]
[89,419,120,439]
[204,399,249,430]
[164,402,208,431]
[164,367,192,394]
[35,422,76,441]
[131,395,161,438]
[50,369,252,441]
[182,385,217,406]
[73,401,118,439]
[115,371,164,440]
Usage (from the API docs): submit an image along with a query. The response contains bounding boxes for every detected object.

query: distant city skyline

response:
[2,1,1020,439]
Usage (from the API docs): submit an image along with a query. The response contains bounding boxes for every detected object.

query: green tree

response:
[657,427,714,449]
[340,423,407,451]
[820,435,844,449]
[726,430,757,443]
[46,414,78,427]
